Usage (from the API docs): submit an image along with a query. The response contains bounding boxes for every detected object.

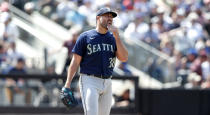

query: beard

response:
[100,22,108,29]
[100,20,112,29]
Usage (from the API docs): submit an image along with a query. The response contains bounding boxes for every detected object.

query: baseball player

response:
[63,7,128,115]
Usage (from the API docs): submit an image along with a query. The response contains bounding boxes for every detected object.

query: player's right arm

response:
[64,53,82,88]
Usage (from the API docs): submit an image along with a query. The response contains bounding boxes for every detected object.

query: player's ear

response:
[96,16,100,20]
[96,16,100,24]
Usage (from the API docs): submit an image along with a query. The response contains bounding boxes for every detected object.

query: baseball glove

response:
[60,87,78,108]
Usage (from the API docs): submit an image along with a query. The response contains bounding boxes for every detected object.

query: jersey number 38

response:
[109,57,116,68]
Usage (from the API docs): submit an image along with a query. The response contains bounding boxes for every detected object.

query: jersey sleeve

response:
[72,33,86,56]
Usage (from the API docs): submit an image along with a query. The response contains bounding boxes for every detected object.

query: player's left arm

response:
[108,25,128,62]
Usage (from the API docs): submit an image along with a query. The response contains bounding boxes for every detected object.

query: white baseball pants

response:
[79,74,112,115]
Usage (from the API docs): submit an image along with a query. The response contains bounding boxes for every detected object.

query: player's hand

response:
[107,25,119,38]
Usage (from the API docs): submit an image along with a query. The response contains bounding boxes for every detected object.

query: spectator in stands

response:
[0,12,19,45]
[0,0,9,12]
[49,30,80,74]
[5,57,27,89]
[195,39,206,52]
[114,89,133,107]
[176,57,190,85]
[78,0,96,27]
[121,0,134,10]
[195,8,206,25]
[204,39,210,55]
[64,6,86,29]
[200,51,209,80]
[186,12,204,47]
[5,57,30,105]
[152,16,167,34]
[186,48,197,68]
[172,27,192,55]
[168,7,182,30]
[62,31,80,74]
[38,0,58,18]
[172,50,182,73]
[46,62,56,75]
[23,1,35,15]
[7,57,26,74]
[133,0,151,17]
[160,40,174,56]
[201,75,210,89]
[114,6,131,30]
[184,72,201,89]
[55,0,71,25]
[0,43,8,66]
[143,22,160,49]
[7,42,24,65]
[201,41,210,81]
[147,58,163,81]
[118,62,132,76]
[190,49,207,77]
[124,13,149,41]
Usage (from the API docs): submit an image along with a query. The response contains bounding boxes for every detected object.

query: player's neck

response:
[96,25,108,34]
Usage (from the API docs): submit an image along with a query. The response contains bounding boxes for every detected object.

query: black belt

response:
[82,73,111,79]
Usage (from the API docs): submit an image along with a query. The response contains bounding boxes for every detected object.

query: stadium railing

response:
[123,37,176,83]
[0,74,139,114]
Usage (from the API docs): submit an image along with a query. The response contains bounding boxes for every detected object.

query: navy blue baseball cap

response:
[96,7,117,18]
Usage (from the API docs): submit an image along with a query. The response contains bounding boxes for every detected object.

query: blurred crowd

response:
[0,1,25,73]
[11,0,209,88]
[0,0,209,95]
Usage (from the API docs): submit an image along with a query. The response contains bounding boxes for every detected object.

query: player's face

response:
[99,13,113,29]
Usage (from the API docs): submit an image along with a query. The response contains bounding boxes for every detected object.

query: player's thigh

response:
[98,83,112,115]
[79,77,99,115]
